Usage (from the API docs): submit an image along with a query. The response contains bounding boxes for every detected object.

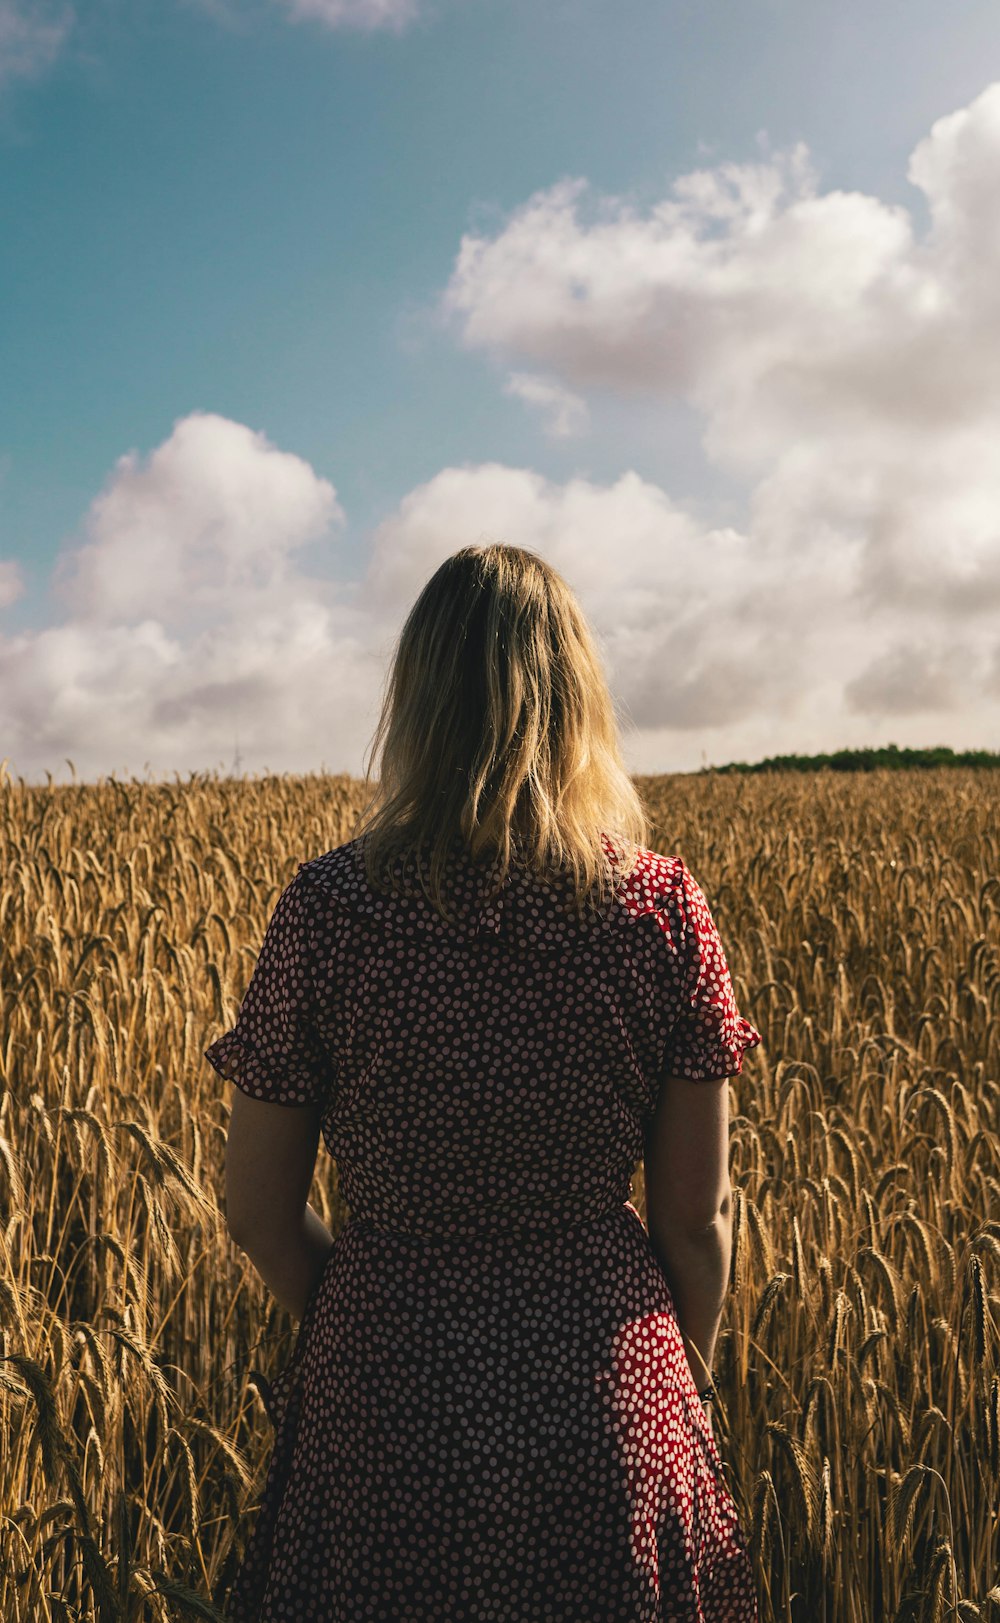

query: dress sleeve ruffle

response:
[657,861,762,1085]
[204,868,336,1109]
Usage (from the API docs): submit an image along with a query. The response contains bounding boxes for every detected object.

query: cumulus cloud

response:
[7,84,1000,782]
[363,461,785,737]
[0,0,72,88]
[440,145,948,451]
[441,85,1000,514]
[2,414,994,783]
[272,0,420,30]
[1,415,386,782]
[1,417,795,782]
[52,412,343,628]
[503,372,589,439]
[433,82,1000,748]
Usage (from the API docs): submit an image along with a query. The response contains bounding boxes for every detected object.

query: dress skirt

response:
[223,1202,757,1623]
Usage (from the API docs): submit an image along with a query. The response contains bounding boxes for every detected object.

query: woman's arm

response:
[224,1089,335,1320]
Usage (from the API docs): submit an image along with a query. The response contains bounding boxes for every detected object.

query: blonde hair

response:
[351,542,650,925]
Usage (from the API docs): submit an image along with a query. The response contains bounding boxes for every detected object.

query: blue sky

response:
[3,0,1000,781]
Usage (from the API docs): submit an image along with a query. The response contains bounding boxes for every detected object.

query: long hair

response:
[351,543,650,925]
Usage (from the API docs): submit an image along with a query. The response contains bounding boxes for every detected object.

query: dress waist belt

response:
[345,1188,634,1241]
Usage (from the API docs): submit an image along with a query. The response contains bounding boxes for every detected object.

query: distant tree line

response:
[704,742,1000,775]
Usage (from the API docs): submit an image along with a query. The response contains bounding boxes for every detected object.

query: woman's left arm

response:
[224,1089,335,1320]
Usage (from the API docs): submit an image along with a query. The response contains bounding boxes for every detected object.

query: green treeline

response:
[706,742,1000,775]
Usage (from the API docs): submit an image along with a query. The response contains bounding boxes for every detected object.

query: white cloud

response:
[503,372,589,439]
[2,421,798,781]
[434,81,1000,744]
[362,461,787,737]
[7,85,1000,782]
[52,412,343,629]
[441,87,1000,458]
[1,415,384,782]
[273,0,420,31]
[2,415,996,783]
[0,1,72,88]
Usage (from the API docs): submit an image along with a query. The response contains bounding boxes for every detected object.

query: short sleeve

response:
[204,867,335,1108]
[658,860,762,1084]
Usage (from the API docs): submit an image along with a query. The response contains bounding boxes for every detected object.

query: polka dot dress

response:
[204,833,762,1621]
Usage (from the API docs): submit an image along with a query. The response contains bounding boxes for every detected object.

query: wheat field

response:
[2,764,998,1621]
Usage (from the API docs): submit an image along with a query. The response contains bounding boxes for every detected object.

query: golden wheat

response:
[2,764,999,1620]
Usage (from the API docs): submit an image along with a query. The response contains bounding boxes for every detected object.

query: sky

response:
[2,0,1000,784]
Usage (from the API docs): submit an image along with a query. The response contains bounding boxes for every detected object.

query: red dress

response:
[205,834,762,1622]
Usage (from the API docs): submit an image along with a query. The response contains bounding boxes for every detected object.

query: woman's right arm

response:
[642,1072,734,1392]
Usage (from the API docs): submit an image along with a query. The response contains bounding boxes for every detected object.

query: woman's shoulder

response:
[293,838,379,916]
[612,844,686,921]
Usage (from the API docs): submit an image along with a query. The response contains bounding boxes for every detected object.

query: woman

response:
[205,542,761,1621]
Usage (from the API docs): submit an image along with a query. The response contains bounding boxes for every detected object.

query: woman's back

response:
[206,833,761,1621]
